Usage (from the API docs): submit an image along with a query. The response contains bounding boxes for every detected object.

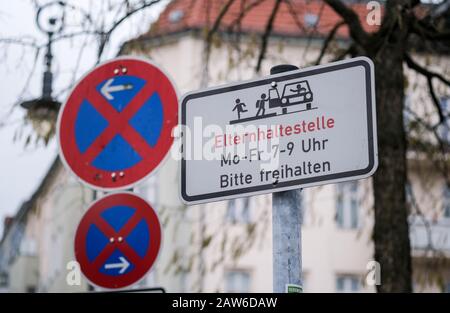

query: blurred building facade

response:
[1,0,450,293]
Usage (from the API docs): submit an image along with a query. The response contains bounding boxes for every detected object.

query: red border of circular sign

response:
[74,193,162,289]
[58,57,178,190]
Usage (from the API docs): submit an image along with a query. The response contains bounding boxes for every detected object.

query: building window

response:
[180,271,188,293]
[225,270,251,293]
[438,97,450,143]
[406,182,413,205]
[404,94,413,129]
[20,238,37,257]
[443,185,450,219]
[226,198,250,223]
[445,281,450,293]
[134,174,158,205]
[0,272,8,287]
[335,181,359,229]
[304,13,318,28]
[145,175,158,205]
[336,275,360,293]
[168,9,184,23]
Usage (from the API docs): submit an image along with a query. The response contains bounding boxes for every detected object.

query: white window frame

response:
[226,198,251,224]
[225,269,251,293]
[442,184,450,219]
[438,97,450,144]
[335,181,359,229]
[335,274,361,293]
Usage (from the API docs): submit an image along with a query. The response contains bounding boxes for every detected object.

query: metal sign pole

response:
[270,65,303,293]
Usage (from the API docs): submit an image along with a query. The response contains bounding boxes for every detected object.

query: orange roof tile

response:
[145,0,381,39]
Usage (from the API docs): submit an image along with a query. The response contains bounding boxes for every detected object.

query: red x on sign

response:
[80,79,155,164]
[75,193,162,289]
[58,57,178,191]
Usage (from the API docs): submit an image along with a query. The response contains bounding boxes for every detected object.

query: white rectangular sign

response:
[180,57,377,204]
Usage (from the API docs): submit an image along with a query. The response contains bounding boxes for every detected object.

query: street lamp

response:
[20,1,65,142]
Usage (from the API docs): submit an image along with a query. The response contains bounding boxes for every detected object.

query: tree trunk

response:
[371,40,413,292]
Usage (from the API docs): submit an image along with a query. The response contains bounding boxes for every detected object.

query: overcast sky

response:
[0,0,165,235]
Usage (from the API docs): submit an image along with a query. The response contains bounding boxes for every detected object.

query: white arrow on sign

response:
[100,78,133,100]
[104,256,130,274]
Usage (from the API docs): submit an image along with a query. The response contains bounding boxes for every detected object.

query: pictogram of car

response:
[281,80,313,108]
[267,80,313,113]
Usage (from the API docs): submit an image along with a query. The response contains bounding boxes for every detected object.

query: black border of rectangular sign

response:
[181,58,375,203]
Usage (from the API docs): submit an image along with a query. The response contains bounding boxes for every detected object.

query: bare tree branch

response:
[255,0,282,73]
[227,0,268,33]
[411,18,450,42]
[404,106,450,195]
[407,181,435,253]
[0,0,166,136]
[323,0,369,47]
[296,1,326,63]
[405,53,450,124]
[428,77,445,121]
[97,0,163,60]
[315,20,345,65]
[404,53,450,88]
[201,0,236,87]
[206,0,236,44]
[283,0,307,34]
[0,37,41,49]
[51,31,102,43]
